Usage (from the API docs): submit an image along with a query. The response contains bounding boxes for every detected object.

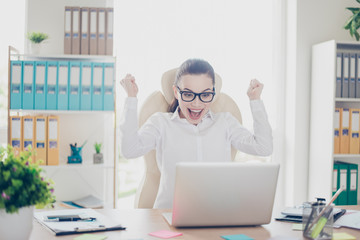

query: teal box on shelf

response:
[22,61,35,109]
[69,61,81,110]
[92,62,104,111]
[57,61,69,110]
[46,61,58,110]
[80,62,92,111]
[34,61,47,110]
[103,62,114,111]
[10,61,23,109]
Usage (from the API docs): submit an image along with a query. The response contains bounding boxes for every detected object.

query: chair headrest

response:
[161,68,223,105]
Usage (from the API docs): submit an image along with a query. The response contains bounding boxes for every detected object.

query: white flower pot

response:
[0,206,34,240]
[29,42,41,55]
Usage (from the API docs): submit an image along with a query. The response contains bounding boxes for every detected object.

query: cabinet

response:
[309,40,360,204]
[7,46,117,208]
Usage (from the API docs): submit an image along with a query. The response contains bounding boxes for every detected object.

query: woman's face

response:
[173,74,214,125]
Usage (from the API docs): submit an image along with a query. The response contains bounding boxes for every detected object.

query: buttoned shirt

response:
[120,97,273,209]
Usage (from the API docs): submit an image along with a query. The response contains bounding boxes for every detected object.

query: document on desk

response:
[334,210,360,229]
[34,209,125,236]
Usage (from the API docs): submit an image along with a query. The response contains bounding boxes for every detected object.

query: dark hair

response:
[168,59,215,112]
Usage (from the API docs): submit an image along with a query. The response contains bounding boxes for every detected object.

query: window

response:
[0,0,25,146]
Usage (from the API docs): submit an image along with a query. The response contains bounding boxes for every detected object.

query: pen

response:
[44,217,96,222]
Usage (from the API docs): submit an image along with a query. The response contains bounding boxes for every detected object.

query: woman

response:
[120,59,272,209]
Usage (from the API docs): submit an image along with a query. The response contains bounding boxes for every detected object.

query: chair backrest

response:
[134,68,242,208]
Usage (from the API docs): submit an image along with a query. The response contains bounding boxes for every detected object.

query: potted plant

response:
[0,146,55,240]
[93,142,103,164]
[27,31,49,54]
[344,3,360,41]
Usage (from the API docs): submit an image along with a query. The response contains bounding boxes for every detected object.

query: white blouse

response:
[119,97,273,209]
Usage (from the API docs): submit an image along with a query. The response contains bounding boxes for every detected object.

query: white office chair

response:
[134,68,242,208]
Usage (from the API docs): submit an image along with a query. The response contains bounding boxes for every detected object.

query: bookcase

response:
[309,40,360,205]
[7,46,117,208]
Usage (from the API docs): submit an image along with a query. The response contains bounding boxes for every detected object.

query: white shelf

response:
[309,40,360,205]
[335,98,360,102]
[9,109,114,115]
[10,53,115,62]
[42,164,114,170]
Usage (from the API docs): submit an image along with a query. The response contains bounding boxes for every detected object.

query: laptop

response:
[163,162,280,227]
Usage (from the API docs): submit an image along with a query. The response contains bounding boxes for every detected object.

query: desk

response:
[30,206,360,240]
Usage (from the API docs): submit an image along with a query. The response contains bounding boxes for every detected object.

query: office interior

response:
[0,0,359,214]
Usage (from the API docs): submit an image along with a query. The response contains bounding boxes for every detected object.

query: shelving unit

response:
[7,46,117,208]
[309,40,360,204]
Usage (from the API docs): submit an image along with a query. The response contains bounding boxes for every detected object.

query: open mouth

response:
[188,109,203,120]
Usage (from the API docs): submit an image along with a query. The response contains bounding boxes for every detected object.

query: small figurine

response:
[67,141,87,164]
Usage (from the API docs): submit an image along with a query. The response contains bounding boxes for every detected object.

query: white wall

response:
[26,0,113,55]
[286,0,355,205]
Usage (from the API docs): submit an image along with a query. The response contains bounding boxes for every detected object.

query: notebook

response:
[163,162,280,227]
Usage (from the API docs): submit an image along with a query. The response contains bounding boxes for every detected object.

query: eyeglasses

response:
[176,86,215,103]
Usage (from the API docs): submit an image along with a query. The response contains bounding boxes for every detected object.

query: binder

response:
[58,61,69,110]
[336,52,342,98]
[105,8,113,56]
[10,116,22,156]
[10,61,23,109]
[348,163,358,205]
[357,54,360,98]
[342,53,350,98]
[92,62,104,110]
[34,61,47,110]
[334,108,341,154]
[349,109,360,154]
[332,162,339,205]
[22,61,35,109]
[80,7,90,55]
[22,116,35,150]
[103,62,114,110]
[47,116,59,166]
[337,162,348,205]
[349,53,356,98]
[34,116,47,165]
[64,6,72,54]
[80,62,92,110]
[97,8,106,55]
[22,116,35,162]
[72,6,81,55]
[340,108,350,154]
[46,61,58,110]
[89,8,98,55]
[69,61,81,110]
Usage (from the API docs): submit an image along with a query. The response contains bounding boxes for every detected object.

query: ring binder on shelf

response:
[34,61,47,110]
[23,61,35,109]
[46,61,58,110]
[10,61,23,109]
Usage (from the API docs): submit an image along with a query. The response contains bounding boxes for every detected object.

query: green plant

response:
[0,146,55,213]
[94,142,102,154]
[27,32,49,44]
[344,2,360,41]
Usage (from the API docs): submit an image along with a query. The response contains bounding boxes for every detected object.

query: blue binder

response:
[92,62,104,111]
[103,62,114,111]
[57,61,69,110]
[46,61,58,110]
[80,62,92,110]
[34,61,47,110]
[22,61,35,109]
[69,61,81,110]
[10,61,23,109]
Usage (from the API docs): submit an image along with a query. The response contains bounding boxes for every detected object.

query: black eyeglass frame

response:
[176,86,216,103]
